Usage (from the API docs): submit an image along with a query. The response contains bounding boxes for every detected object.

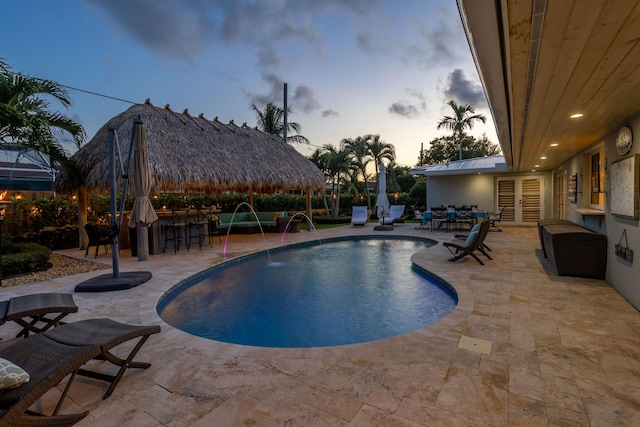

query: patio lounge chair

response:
[1,293,78,338]
[0,333,101,426]
[351,206,368,226]
[43,318,161,399]
[443,220,492,265]
[454,222,492,253]
[378,205,406,224]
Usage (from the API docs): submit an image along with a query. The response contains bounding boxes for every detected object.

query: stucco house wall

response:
[426,174,495,210]
[555,113,640,310]
[426,171,553,219]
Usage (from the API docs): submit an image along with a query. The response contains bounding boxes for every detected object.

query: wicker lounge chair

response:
[443,220,492,265]
[0,334,101,426]
[0,293,78,338]
[43,318,161,399]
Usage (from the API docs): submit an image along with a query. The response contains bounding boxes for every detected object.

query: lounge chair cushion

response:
[465,230,479,247]
[0,358,30,389]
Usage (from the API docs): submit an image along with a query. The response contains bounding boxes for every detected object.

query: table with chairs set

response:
[417,205,488,231]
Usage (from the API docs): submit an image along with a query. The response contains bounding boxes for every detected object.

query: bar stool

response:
[208,209,222,245]
[163,209,189,253]
[188,207,210,250]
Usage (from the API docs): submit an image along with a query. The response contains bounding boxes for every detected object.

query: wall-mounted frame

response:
[568,173,578,203]
[610,154,639,219]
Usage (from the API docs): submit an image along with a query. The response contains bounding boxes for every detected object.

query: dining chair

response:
[430,207,446,231]
[455,206,474,231]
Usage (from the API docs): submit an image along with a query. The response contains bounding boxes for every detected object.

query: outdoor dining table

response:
[421,209,487,231]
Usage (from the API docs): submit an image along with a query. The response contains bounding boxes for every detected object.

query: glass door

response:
[554,171,567,219]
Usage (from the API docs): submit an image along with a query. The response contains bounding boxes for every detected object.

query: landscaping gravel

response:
[1,253,110,287]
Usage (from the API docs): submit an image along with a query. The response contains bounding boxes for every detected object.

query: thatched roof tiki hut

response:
[58,100,326,250]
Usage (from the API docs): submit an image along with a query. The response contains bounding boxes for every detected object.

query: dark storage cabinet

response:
[540,222,607,279]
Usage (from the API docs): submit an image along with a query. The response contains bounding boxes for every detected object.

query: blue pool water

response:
[157,237,457,348]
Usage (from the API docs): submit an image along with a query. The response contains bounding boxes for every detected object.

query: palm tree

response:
[308,147,332,215]
[319,145,352,217]
[251,102,309,144]
[340,135,372,209]
[1,61,86,187]
[366,134,395,199]
[437,100,486,160]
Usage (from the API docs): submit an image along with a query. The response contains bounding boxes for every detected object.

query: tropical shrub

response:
[1,240,52,278]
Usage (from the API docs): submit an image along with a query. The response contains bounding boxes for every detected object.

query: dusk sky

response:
[2,0,498,168]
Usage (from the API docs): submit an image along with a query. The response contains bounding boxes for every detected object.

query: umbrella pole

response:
[109,129,120,277]
[73,124,152,292]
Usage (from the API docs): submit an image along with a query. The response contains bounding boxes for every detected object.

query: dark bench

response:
[540,221,607,279]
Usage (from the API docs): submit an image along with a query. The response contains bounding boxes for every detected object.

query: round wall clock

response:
[616,126,633,155]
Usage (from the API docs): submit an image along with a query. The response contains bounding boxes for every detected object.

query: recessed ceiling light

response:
[535,164,540,167]
[570,113,584,118]
[531,169,536,172]
[540,156,547,160]
[550,143,559,147]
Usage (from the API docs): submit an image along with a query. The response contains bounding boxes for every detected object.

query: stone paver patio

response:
[2,224,639,426]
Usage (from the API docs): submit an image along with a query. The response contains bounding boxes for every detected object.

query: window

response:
[589,149,605,209]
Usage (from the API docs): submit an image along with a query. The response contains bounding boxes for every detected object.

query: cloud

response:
[388,102,419,118]
[420,5,466,66]
[321,109,339,118]
[292,86,320,114]
[247,74,279,107]
[388,88,427,118]
[82,0,213,60]
[248,74,321,114]
[374,6,466,70]
[82,0,378,64]
[83,0,377,113]
[443,69,486,106]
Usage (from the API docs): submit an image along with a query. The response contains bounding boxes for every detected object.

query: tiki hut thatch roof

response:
[57,100,325,194]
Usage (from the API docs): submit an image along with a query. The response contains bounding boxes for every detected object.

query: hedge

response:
[2,242,52,278]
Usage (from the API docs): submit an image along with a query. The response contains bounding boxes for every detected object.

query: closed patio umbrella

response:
[375,162,392,230]
[127,120,158,261]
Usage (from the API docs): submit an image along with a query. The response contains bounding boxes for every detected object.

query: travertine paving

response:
[2,225,639,426]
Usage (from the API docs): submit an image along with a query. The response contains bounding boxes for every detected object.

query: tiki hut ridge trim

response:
[56,100,326,194]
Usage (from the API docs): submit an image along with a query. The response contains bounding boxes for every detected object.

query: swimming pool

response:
[157,236,457,348]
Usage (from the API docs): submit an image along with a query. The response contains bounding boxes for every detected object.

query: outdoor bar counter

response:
[118,208,220,255]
